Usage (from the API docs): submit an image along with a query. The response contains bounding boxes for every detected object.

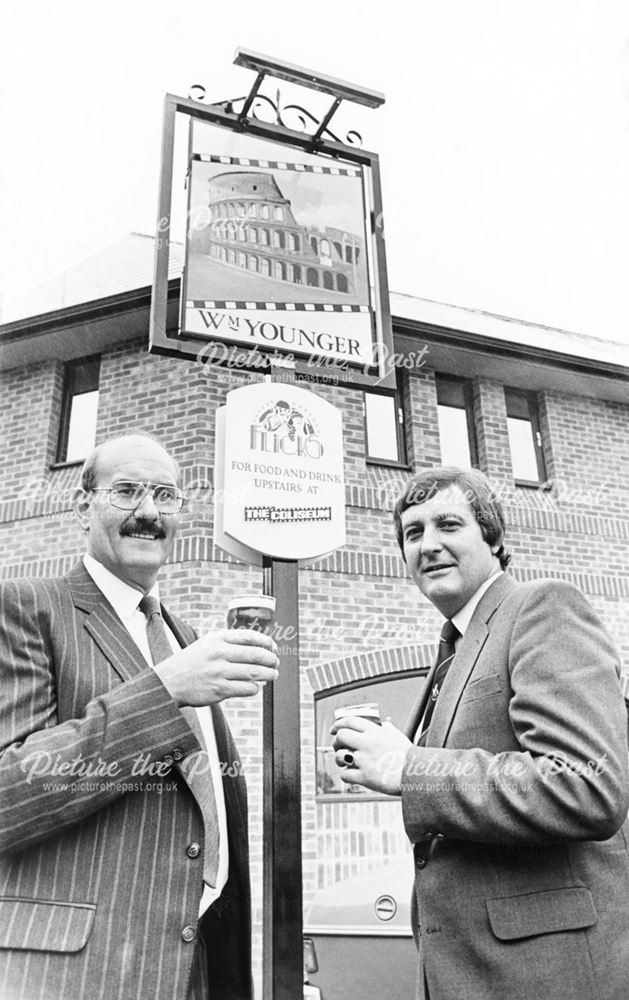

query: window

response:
[505,388,547,484]
[364,371,407,465]
[56,356,100,463]
[435,375,477,468]
[315,670,428,798]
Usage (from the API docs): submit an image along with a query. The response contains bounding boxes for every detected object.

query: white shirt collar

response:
[451,570,503,637]
[83,554,160,621]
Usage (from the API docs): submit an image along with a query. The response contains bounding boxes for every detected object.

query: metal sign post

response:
[262,554,302,1000]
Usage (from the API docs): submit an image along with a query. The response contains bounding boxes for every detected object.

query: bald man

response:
[0,434,279,1000]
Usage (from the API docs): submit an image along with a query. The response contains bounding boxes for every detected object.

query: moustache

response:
[120,518,166,539]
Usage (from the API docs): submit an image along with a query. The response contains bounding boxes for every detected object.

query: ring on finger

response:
[341,750,355,767]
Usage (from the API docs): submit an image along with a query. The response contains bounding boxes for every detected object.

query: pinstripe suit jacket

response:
[0,563,252,1000]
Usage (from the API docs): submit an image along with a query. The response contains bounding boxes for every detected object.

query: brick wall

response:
[0,359,64,499]
[2,333,629,994]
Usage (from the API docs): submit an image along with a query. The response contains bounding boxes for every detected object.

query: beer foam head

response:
[227,594,276,613]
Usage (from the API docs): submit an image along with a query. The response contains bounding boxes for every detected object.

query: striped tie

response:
[139,595,219,887]
[417,619,460,746]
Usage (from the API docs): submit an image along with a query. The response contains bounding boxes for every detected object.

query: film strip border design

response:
[193,153,359,177]
[187,299,369,313]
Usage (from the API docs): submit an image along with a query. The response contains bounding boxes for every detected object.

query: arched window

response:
[273,230,285,249]
[259,257,270,276]
[260,229,269,245]
[236,203,246,217]
[292,264,302,284]
[345,245,353,264]
[249,227,258,243]
[249,256,258,272]
[288,232,300,252]
[336,273,348,293]
[273,261,285,280]
[238,251,247,267]
[320,239,331,257]
[273,205,283,222]
[307,268,319,287]
[322,271,334,290]
[261,204,270,219]
[310,236,318,254]
[333,241,342,258]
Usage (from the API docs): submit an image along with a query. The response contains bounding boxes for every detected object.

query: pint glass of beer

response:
[226,594,276,635]
[333,702,381,726]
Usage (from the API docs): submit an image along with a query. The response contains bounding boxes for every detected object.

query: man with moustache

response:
[0,434,279,1000]
[332,466,629,1000]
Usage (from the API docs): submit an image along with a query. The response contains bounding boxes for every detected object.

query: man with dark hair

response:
[333,465,629,1000]
[0,434,279,1000]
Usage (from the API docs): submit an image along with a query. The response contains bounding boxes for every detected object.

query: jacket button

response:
[415,855,427,869]
[186,842,201,859]
[181,925,195,943]
[163,754,174,768]
[173,748,184,762]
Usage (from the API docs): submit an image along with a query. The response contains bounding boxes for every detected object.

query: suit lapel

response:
[212,705,249,877]
[162,603,248,866]
[426,574,516,747]
[161,605,196,648]
[65,562,149,683]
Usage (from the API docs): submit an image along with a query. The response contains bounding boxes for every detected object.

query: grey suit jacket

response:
[0,563,252,1000]
[402,574,629,1000]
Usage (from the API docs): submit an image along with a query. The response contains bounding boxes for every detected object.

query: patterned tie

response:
[417,619,460,746]
[139,594,219,887]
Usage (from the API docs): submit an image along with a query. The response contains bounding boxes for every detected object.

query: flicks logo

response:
[249,399,324,459]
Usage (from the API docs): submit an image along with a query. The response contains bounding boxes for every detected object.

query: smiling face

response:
[74,437,181,593]
[400,484,501,619]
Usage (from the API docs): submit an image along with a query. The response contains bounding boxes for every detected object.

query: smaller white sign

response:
[215,382,346,562]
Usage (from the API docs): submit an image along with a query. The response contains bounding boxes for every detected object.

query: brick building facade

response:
[2,238,628,980]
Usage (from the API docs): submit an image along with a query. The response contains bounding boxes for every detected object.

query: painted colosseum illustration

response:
[191,170,365,297]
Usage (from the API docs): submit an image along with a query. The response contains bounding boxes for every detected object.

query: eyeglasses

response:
[91,481,186,514]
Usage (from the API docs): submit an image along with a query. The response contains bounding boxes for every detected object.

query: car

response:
[303,856,417,999]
